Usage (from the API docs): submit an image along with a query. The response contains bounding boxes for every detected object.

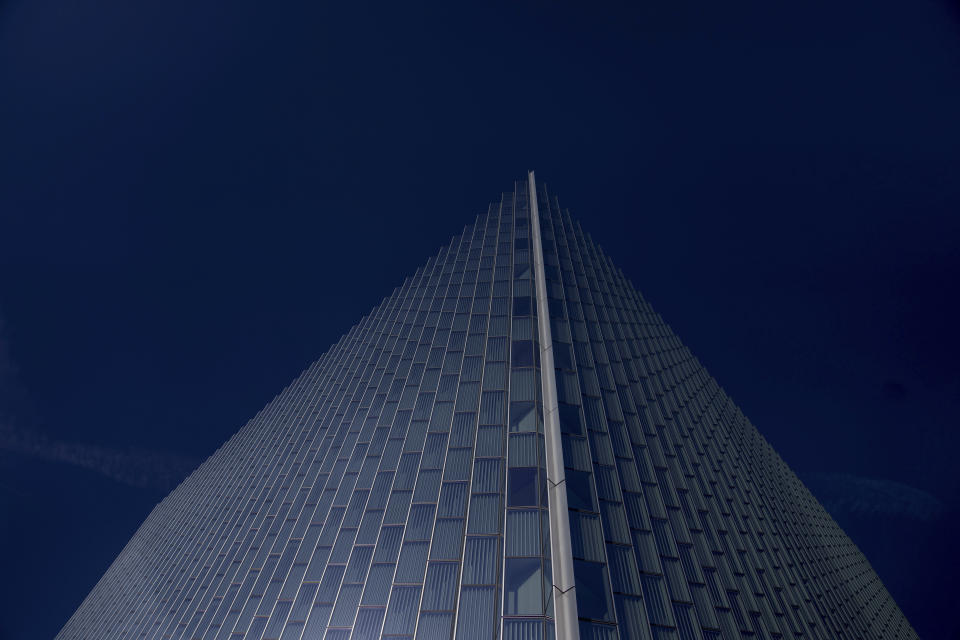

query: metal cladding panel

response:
[57,178,917,640]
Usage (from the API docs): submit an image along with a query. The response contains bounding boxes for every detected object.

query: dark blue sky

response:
[1,0,958,638]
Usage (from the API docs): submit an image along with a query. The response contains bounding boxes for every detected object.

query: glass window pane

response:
[475,425,504,457]
[513,297,532,316]
[443,449,473,482]
[413,469,442,503]
[615,595,649,640]
[353,608,386,639]
[558,403,584,435]
[422,561,460,611]
[374,526,404,563]
[506,509,541,557]
[383,585,422,635]
[512,317,534,339]
[395,541,429,583]
[503,619,543,640]
[467,493,501,535]
[430,518,464,560]
[553,342,574,370]
[511,341,534,367]
[508,433,538,467]
[561,434,591,471]
[385,490,413,524]
[509,402,537,433]
[508,468,538,507]
[482,362,507,390]
[569,512,605,562]
[462,536,499,584]
[456,586,496,640]
[438,482,468,518]
[329,583,362,626]
[566,470,598,512]
[417,612,453,640]
[607,544,642,595]
[509,369,537,402]
[421,433,449,468]
[504,557,544,616]
[479,391,505,424]
[405,504,436,540]
[574,560,615,622]
[578,621,619,640]
[362,564,394,605]
[472,458,502,493]
[344,546,374,583]
[316,564,345,603]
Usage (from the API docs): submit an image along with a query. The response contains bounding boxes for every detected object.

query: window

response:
[566,469,597,512]
[422,562,459,610]
[553,342,574,370]
[509,401,537,433]
[382,585,421,635]
[574,560,615,622]
[506,509,541,557]
[513,297,532,317]
[508,468,538,507]
[462,536,499,584]
[511,341,534,367]
[557,403,584,435]
[504,557,544,616]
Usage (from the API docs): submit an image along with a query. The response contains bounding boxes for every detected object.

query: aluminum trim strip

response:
[528,170,580,640]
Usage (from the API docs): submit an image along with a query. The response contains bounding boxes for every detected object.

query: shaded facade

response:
[57,176,916,640]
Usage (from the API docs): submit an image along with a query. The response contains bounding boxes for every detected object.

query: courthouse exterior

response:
[57,174,916,640]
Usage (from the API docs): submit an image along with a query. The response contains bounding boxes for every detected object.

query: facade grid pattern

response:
[56,177,917,640]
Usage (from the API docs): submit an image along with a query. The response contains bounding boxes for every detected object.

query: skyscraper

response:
[57,174,916,640]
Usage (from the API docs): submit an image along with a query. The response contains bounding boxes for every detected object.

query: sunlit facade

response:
[57,175,916,640]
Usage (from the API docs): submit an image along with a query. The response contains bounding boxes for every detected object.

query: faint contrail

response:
[0,310,198,493]
[802,471,946,522]
[0,424,198,492]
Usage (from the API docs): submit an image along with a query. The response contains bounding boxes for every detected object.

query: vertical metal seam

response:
[528,170,580,640]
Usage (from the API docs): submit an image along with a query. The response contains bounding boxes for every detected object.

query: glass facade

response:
[56,177,917,640]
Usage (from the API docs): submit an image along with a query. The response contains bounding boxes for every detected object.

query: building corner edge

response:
[528,170,580,640]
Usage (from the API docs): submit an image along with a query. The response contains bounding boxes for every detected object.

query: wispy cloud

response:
[0,424,198,492]
[0,311,197,492]
[801,472,946,522]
